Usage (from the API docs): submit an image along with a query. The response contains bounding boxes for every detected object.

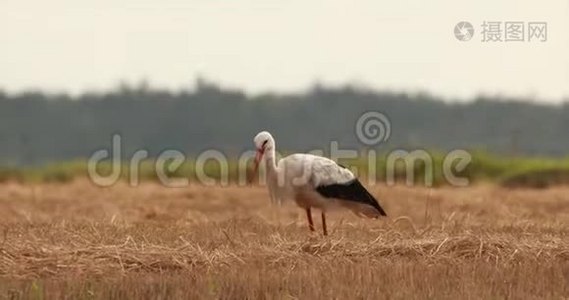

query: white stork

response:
[251,131,387,235]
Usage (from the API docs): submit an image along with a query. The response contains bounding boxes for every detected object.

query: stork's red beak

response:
[250,148,264,185]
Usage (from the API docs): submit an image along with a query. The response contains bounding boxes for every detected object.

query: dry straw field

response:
[0,180,568,299]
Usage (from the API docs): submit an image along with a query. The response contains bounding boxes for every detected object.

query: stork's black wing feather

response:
[315,179,387,216]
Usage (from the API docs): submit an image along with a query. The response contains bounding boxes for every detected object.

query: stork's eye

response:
[262,140,268,147]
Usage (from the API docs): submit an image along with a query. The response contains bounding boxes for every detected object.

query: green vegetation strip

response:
[1,152,569,188]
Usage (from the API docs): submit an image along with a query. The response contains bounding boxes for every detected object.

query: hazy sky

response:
[1,0,568,102]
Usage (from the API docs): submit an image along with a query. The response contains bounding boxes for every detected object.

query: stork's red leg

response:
[321,212,328,236]
[305,208,315,232]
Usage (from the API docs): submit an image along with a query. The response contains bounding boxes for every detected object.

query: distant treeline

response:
[0,79,568,165]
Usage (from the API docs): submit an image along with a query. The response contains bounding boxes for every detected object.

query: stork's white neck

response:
[264,145,277,172]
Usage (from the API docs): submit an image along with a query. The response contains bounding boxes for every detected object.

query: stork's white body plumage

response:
[252,131,387,235]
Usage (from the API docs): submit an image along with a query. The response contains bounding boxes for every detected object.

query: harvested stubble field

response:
[0,180,568,299]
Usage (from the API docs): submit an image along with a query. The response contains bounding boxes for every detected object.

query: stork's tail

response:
[354,180,387,217]
[315,179,387,217]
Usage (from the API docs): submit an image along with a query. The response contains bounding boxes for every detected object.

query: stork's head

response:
[253,130,275,162]
[251,131,274,182]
